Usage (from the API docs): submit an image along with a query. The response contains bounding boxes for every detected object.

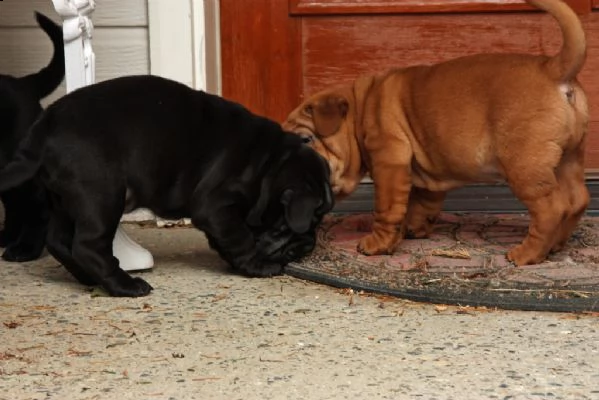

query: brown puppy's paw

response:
[550,241,566,254]
[507,245,546,266]
[405,226,431,240]
[357,234,396,256]
[405,215,437,239]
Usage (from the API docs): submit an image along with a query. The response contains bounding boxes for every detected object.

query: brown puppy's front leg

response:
[405,187,447,239]
[357,150,412,255]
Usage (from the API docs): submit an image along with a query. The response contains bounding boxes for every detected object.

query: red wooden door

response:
[220,0,599,171]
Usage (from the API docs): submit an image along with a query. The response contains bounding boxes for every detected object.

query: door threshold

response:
[334,181,599,215]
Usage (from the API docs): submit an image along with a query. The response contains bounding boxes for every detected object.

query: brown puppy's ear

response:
[306,95,349,137]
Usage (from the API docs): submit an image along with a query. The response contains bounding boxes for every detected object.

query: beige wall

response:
[0,0,150,106]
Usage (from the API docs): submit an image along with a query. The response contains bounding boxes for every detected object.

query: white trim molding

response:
[148,0,221,94]
[199,0,221,94]
[51,0,96,92]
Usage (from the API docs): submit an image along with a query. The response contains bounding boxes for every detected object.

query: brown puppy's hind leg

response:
[405,187,447,239]
[505,147,568,265]
[507,193,567,265]
[550,147,589,253]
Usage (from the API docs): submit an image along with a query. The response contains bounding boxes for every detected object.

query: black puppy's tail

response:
[20,12,65,100]
[0,117,48,192]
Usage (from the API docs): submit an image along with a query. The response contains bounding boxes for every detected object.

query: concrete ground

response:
[0,224,598,400]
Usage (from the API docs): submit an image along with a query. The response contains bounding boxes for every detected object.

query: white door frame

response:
[147,0,221,94]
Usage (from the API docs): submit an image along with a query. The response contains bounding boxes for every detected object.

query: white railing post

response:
[51,0,153,271]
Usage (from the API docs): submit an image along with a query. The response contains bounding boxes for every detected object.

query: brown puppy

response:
[283,0,589,266]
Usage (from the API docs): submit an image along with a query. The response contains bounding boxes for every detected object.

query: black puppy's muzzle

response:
[256,225,315,264]
[257,227,294,258]
[278,233,315,263]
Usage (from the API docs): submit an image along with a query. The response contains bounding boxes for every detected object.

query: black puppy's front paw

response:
[104,275,154,297]
[241,258,284,277]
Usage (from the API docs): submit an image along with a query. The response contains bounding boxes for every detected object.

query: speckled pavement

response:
[288,213,599,313]
[1,224,598,399]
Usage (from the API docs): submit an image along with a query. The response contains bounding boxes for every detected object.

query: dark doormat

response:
[286,213,599,313]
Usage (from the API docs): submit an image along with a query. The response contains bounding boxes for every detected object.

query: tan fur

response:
[282,0,589,265]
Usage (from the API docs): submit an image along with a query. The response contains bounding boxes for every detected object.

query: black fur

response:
[0,75,334,297]
[0,12,64,262]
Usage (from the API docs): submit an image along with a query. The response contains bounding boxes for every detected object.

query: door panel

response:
[220,0,302,122]
[290,0,591,15]
[303,14,546,93]
[291,0,537,14]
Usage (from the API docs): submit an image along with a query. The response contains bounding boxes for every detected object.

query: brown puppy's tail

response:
[526,0,586,81]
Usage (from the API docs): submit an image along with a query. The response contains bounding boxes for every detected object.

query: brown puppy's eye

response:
[301,134,315,144]
[304,105,314,115]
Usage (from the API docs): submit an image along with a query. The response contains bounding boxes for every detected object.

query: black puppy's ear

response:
[281,189,321,234]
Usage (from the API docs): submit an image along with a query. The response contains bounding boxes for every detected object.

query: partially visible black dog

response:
[0,12,64,261]
[0,75,334,297]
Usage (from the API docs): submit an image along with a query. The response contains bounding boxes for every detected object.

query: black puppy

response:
[0,12,64,261]
[0,75,334,297]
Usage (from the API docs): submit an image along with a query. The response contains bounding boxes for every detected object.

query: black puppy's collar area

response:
[245,141,300,228]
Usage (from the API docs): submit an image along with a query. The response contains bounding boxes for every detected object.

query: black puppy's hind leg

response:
[3,213,48,262]
[68,187,153,297]
[2,185,49,262]
[45,205,95,285]
[0,192,24,248]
